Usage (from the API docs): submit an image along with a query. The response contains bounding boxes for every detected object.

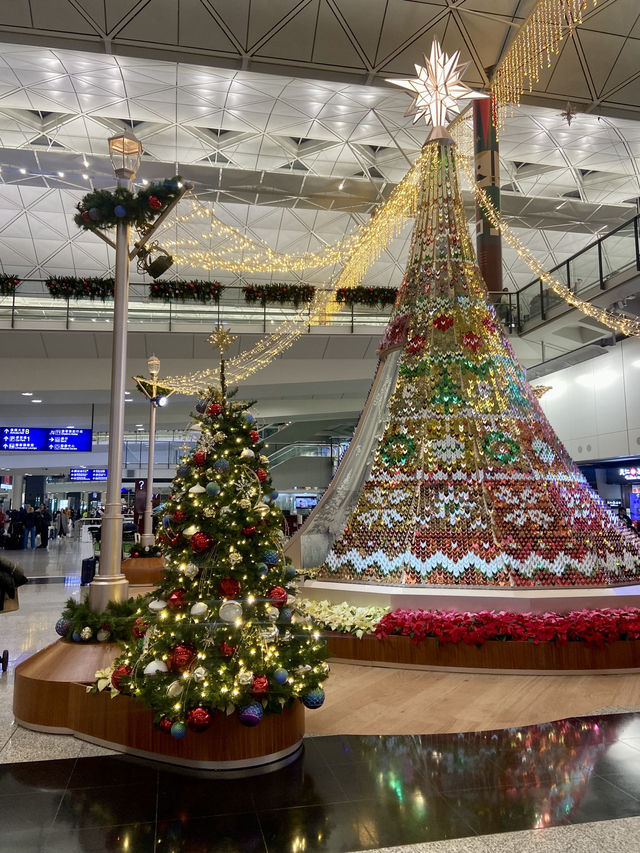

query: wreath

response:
[380,433,416,466]
[74,176,183,232]
[483,431,520,464]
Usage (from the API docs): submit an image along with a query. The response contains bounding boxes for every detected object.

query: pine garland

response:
[57,596,145,643]
[46,276,115,300]
[243,283,315,308]
[0,275,20,296]
[148,279,223,302]
[336,286,398,307]
[74,176,182,232]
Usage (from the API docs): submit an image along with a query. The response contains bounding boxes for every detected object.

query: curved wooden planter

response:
[121,556,165,586]
[13,641,304,772]
[325,631,640,673]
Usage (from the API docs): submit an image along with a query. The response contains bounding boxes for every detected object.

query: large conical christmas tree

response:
[111,329,328,736]
[322,44,640,588]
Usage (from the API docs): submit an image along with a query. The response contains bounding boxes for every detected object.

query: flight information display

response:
[1,427,92,452]
[69,468,107,481]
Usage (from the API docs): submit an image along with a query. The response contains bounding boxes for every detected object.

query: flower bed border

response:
[324,632,640,671]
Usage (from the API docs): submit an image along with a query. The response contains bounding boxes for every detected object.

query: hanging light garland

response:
[157,197,364,273]
[458,153,640,338]
[491,0,598,132]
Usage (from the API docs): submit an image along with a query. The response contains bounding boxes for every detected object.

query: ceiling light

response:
[338,180,345,190]
[57,171,64,178]
[22,392,33,396]
[141,179,148,185]
[82,159,89,168]
[31,399,43,403]
[82,173,89,180]
[19,168,26,175]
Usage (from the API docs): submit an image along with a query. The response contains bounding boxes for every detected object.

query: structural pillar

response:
[11,471,24,510]
[473,94,502,299]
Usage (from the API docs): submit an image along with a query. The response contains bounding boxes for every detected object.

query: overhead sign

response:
[69,468,107,481]
[620,467,640,481]
[1,427,92,452]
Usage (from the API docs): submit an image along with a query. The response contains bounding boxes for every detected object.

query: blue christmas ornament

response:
[270,491,279,501]
[206,482,220,497]
[274,668,289,685]
[238,702,263,727]
[162,515,173,529]
[71,631,83,643]
[170,721,187,739]
[114,204,127,218]
[285,565,297,579]
[301,688,325,710]
[213,458,230,472]
[177,465,190,477]
[55,618,71,637]
[256,562,268,577]
[242,412,255,425]
[278,607,292,624]
[263,550,279,566]
[195,401,207,414]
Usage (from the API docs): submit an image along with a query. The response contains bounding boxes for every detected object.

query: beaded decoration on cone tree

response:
[110,327,328,736]
[322,43,640,587]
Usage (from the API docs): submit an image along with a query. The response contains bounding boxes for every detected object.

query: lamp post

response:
[89,130,142,611]
[86,130,190,613]
[134,355,174,547]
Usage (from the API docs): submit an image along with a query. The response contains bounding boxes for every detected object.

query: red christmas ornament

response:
[173,510,186,523]
[132,617,149,638]
[111,664,132,692]
[207,402,223,416]
[187,706,212,733]
[168,642,197,672]
[81,210,91,222]
[158,716,173,735]
[252,675,269,696]
[193,450,207,467]
[191,531,213,553]
[167,589,187,611]
[219,641,237,657]
[170,535,181,547]
[250,430,260,444]
[219,577,241,599]
[148,195,162,211]
[256,469,268,482]
[266,586,288,607]
[242,525,257,536]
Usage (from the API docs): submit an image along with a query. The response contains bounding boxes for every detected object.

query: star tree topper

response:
[387,41,487,135]
[206,324,236,395]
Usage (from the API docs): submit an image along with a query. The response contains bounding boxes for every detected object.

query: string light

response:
[491,0,598,132]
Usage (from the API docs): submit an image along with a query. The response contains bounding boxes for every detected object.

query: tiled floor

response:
[1,542,640,851]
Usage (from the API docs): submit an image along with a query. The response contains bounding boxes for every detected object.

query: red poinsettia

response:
[433,314,454,332]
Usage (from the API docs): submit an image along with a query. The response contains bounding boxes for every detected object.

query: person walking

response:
[21,504,37,549]
[56,508,69,538]
[36,505,52,548]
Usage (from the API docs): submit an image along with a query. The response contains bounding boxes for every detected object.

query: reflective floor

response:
[0,715,640,851]
[2,541,640,850]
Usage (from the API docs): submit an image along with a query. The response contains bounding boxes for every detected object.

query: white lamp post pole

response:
[88,130,142,612]
[139,354,163,547]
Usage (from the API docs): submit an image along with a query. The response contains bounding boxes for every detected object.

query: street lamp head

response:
[153,395,168,408]
[147,354,160,379]
[108,128,143,180]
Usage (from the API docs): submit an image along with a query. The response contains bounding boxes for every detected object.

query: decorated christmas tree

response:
[109,327,328,736]
[322,44,640,587]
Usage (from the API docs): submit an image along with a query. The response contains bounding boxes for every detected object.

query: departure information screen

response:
[1,427,92,452]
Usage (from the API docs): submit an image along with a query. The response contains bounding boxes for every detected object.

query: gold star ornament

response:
[206,325,236,353]
[387,40,487,132]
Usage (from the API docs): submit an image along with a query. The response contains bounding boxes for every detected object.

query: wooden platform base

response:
[325,632,640,673]
[13,641,305,772]
[121,556,165,586]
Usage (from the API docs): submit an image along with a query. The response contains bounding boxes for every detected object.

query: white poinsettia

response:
[298,599,389,639]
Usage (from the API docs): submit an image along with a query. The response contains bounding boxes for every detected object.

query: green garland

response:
[0,274,20,296]
[243,283,315,308]
[336,286,398,307]
[46,276,115,300]
[56,596,146,644]
[74,176,182,232]
[149,279,223,302]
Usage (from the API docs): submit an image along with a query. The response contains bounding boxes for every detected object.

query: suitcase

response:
[4,530,23,550]
[80,556,96,585]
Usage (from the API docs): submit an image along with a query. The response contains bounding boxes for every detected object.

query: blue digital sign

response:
[69,468,107,481]
[48,428,92,452]
[1,427,92,452]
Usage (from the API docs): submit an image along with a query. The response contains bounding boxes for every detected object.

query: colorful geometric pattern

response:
[324,139,640,587]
